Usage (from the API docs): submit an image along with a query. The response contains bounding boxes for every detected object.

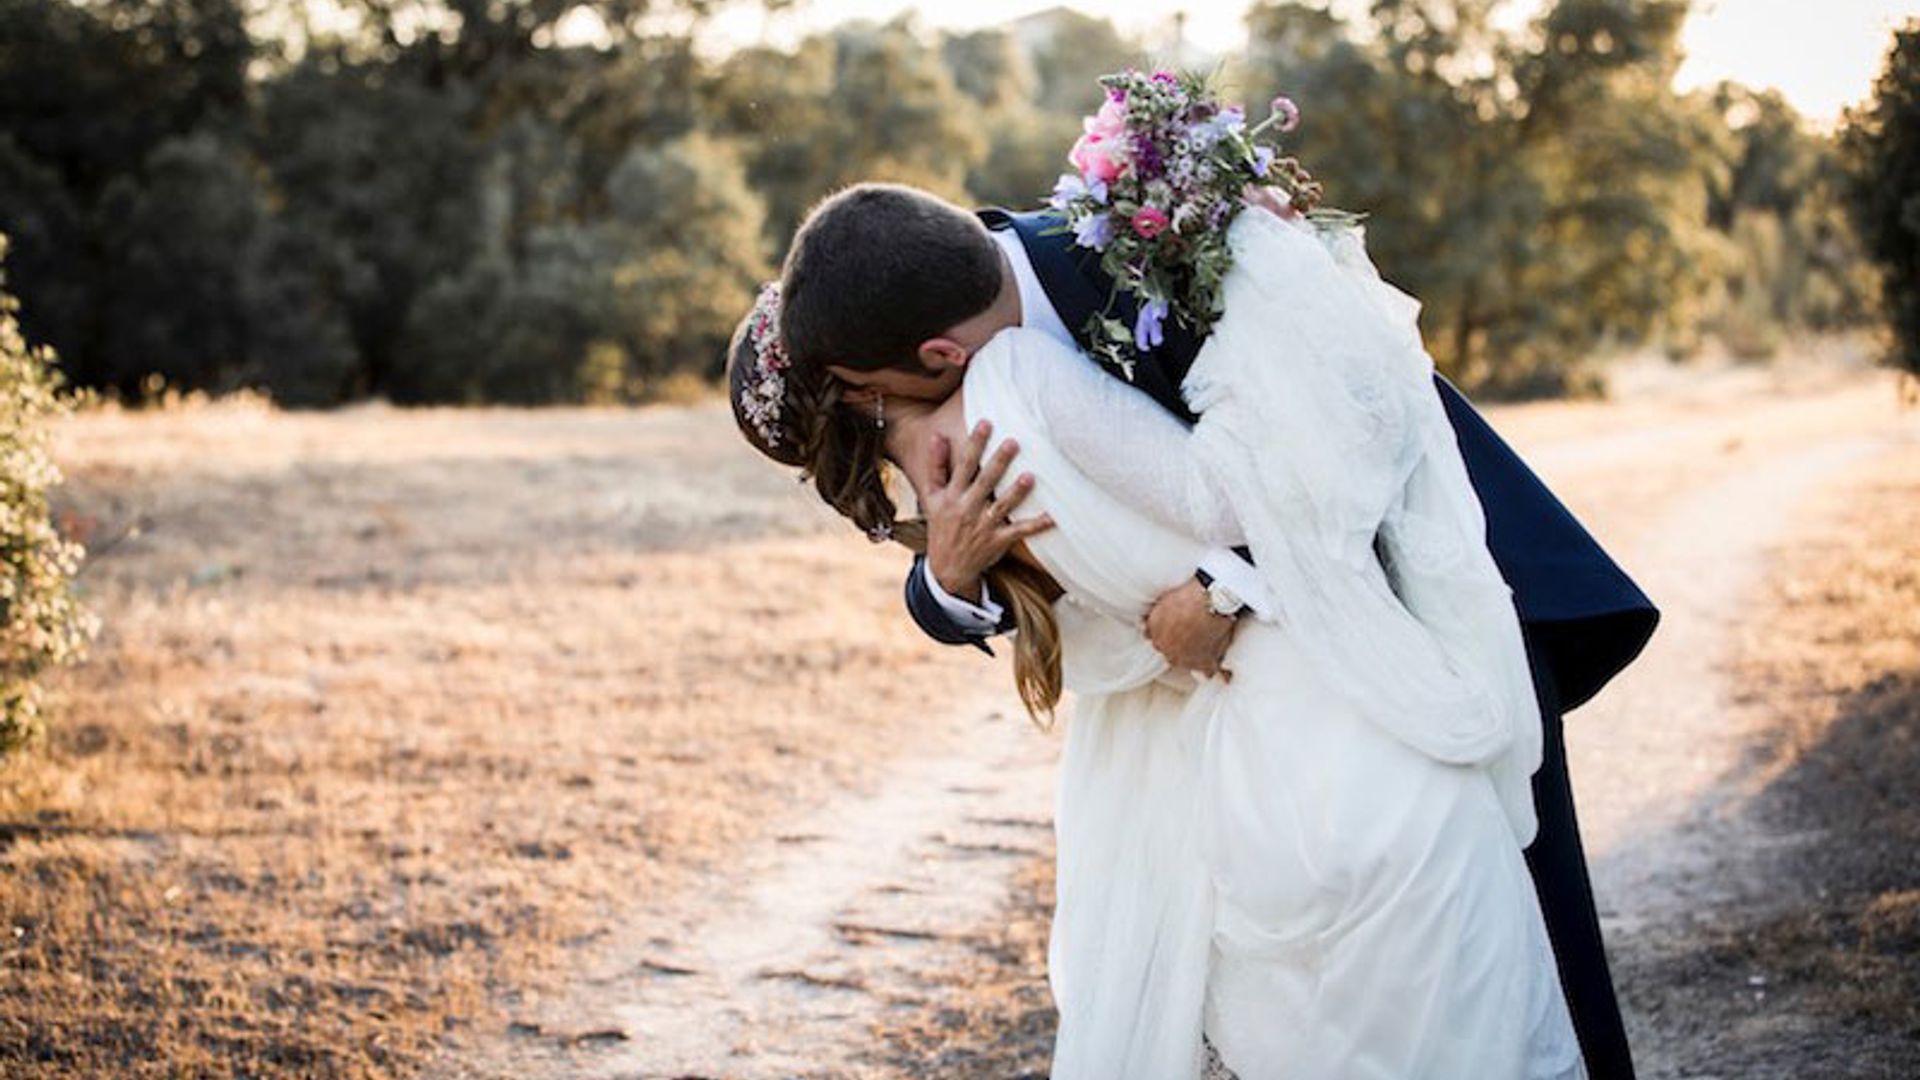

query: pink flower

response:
[1070,99,1132,185]
[1271,95,1301,133]
[1131,206,1171,239]
[1070,133,1126,185]
[1086,97,1129,141]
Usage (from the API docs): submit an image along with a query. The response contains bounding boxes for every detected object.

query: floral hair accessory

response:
[740,282,791,448]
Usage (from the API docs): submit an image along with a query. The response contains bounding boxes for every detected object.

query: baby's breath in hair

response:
[737,283,791,448]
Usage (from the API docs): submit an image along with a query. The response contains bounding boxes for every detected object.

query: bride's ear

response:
[916,337,972,372]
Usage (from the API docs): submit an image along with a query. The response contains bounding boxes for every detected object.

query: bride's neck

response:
[883,391,966,500]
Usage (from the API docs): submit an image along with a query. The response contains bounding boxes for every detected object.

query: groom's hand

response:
[924,421,1055,603]
[1145,581,1237,679]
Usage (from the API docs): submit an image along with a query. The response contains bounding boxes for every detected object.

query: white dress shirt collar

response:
[988,226,1077,348]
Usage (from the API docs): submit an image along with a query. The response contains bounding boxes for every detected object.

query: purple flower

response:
[1152,70,1178,85]
[1049,172,1109,211]
[1134,297,1168,352]
[1131,132,1165,179]
[1252,145,1276,178]
[1073,213,1116,251]
[1208,105,1247,141]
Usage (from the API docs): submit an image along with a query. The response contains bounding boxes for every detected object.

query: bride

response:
[729,204,1585,1080]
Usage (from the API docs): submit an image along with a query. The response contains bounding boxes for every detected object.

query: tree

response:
[392,131,768,403]
[1242,0,1709,396]
[594,133,769,385]
[0,0,252,389]
[1841,20,1920,375]
[92,133,264,396]
[1683,83,1875,358]
[256,60,486,397]
[714,19,987,244]
[0,0,249,196]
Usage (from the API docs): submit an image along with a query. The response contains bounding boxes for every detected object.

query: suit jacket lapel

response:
[978,207,1198,423]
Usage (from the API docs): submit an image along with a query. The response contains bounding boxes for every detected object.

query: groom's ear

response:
[916,337,972,372]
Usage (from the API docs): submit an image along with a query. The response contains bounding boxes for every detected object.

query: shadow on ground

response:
[1612,664,1920,1079]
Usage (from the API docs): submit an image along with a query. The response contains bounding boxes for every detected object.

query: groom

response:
[777,182,1657,1079]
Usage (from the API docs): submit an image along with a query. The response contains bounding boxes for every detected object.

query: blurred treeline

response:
[0,0,1886,405]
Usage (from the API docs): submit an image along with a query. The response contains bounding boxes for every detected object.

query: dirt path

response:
[1557,437,1909,1077]
[1560,437,1888,921]
[444,696,1059,1079]
[438,358,1911,1079]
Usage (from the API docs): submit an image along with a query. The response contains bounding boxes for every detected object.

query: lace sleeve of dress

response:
[1002,328,1244,546]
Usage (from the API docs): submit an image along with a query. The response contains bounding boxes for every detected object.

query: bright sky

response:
[700,0,1913,126]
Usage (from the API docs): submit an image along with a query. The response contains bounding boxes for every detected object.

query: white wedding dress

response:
[960,208,1586,1080]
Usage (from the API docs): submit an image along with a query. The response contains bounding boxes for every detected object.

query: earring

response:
[874,394,886,429]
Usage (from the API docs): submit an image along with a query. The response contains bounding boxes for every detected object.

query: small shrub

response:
[0,233,99,754]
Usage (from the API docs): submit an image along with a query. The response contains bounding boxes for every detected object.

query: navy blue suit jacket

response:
[906,208,1658,713]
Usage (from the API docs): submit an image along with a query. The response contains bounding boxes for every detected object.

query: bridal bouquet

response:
[1048,69,1349,378]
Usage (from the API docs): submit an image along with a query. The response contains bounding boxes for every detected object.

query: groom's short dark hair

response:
[779,183,1002,373]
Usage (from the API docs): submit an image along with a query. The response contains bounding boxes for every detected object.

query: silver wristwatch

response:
[1204,577,1247,619]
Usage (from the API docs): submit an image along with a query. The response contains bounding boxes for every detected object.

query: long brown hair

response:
[726,316,1063,726]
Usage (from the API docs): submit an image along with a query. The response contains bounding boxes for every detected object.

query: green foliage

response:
[596,133,768,385]
[714,19,988,241]
[391,132,767,404]
[94,133,264,394]
[0,0,248,195]
[255,61,487,398]
[1841,20,1920,375]
[0,0,1888,404]
[1685,84,1875,361]
[0,0,253,395]
[946,21,1141,209]
[0,234,97,754]
[1243,0,1706,395]
[241,217,368,407]
[1236,0,1879,394]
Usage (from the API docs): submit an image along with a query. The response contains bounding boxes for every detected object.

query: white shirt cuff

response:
[1199,549,1277,622]
[922,562,1006,632]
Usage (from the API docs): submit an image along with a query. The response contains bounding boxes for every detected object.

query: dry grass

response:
[0,402,989,1077]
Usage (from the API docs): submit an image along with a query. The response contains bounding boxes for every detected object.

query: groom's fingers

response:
[953,421,992,493]
[999,514,1055,544]
[990,473,1036,521]
[970,438,1021,505]
[927,433,952,489]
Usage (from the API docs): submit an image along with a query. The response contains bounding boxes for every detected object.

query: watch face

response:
[1208,582,1242,615]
